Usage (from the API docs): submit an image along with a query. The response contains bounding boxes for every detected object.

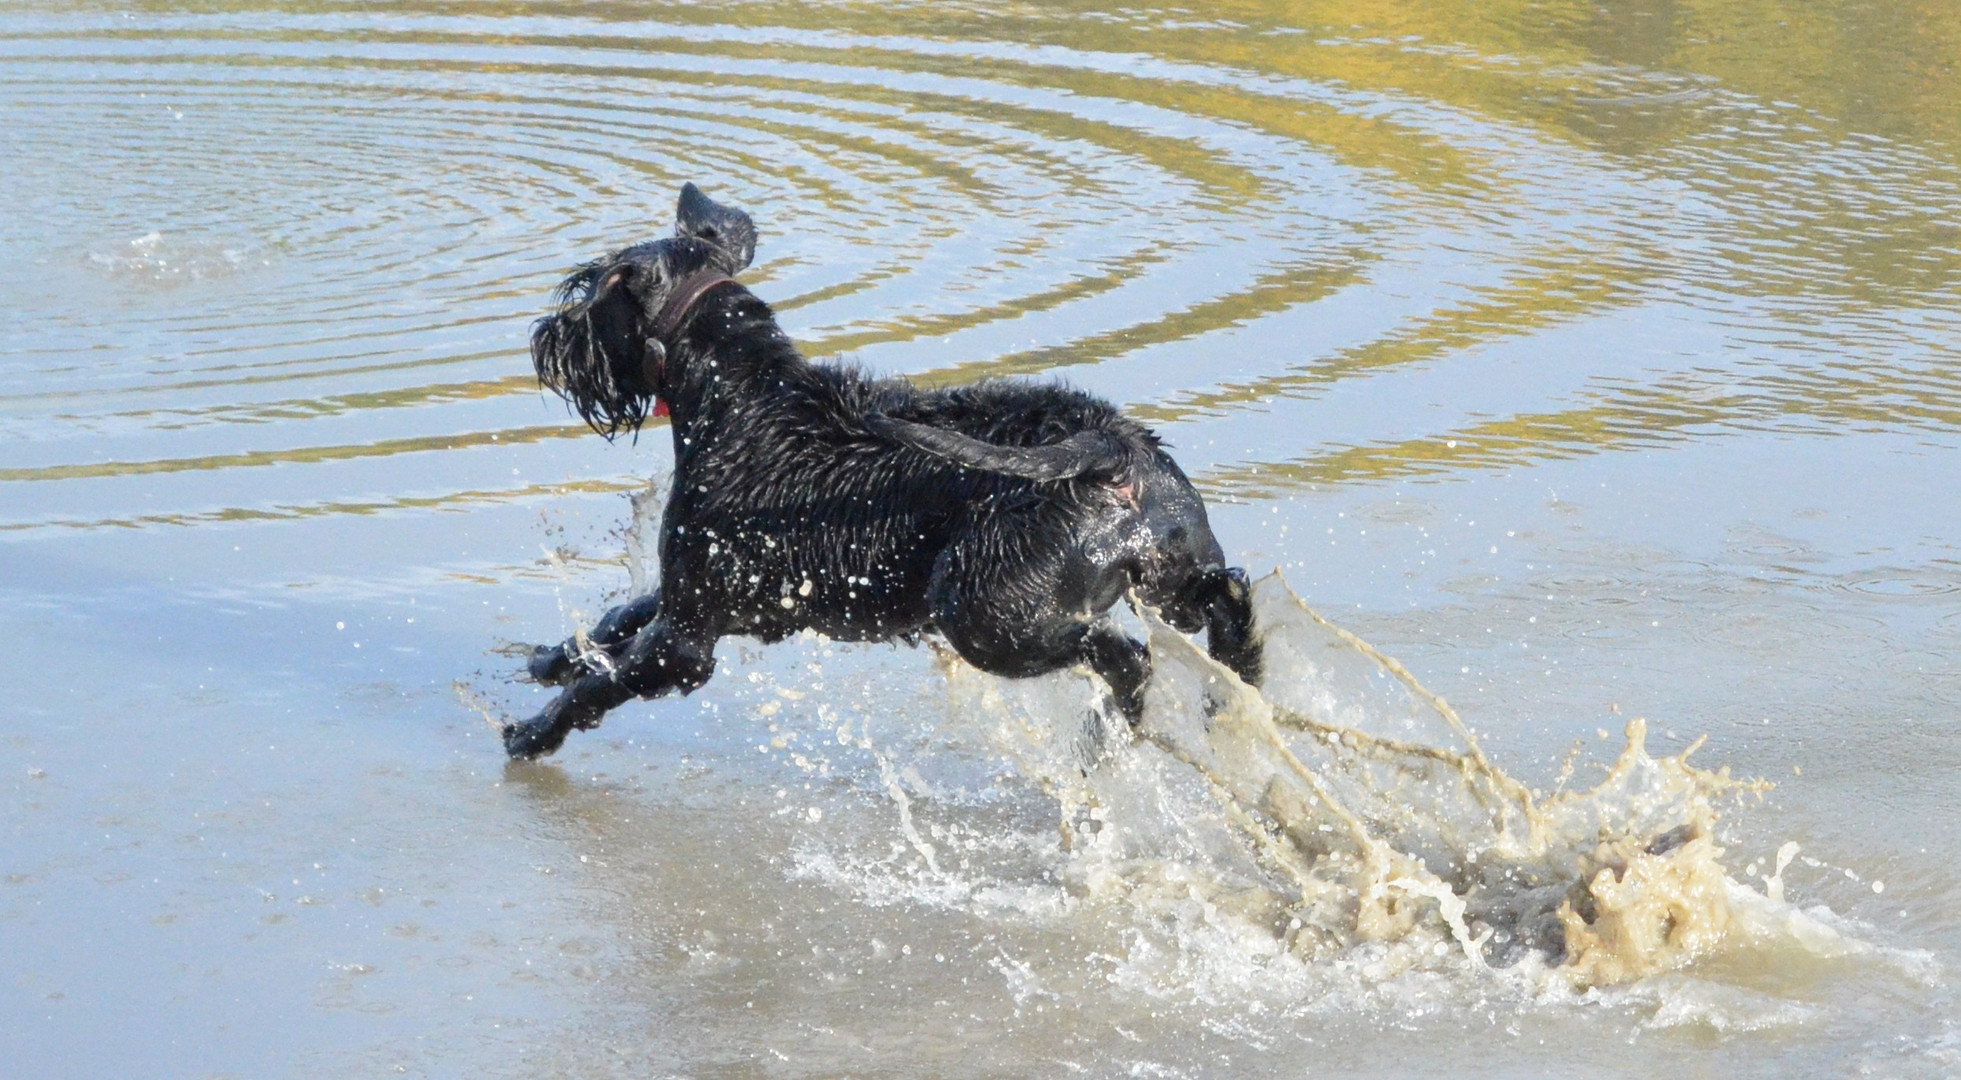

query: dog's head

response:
[531,183,758,437]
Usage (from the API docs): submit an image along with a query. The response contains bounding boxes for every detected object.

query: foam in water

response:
[927,572,1913,1003]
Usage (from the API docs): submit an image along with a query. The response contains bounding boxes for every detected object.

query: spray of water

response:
[579,496,1927,1015]
[936,572,1904,996]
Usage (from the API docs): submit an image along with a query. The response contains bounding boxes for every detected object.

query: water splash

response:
[85,230,265,286]
[941,572,1890,996]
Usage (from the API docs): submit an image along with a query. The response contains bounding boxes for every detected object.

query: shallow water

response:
[4,0,1960,1075]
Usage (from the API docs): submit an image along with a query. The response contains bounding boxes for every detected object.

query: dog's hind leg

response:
[505,615,720,760]
[1145,566,1262,687]
[1197,567,1262,686]
[526,591,663,686]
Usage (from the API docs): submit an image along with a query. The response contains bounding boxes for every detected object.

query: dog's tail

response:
[864,414,1131,482]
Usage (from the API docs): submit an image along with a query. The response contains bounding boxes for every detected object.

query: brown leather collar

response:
[645,271,739,418]
[652,270,739,343]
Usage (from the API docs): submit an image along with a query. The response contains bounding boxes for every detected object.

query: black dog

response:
[504,184,1262,759]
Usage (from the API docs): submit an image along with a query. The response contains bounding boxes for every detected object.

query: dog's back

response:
[667,363,1160,643]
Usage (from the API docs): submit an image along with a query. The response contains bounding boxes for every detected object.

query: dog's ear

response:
[675,182,757,275]
[532,258,657,439]
[549,257,646,312]
[586,262,648,331]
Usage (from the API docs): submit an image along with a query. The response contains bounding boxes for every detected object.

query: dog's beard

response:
[531,265,655,440]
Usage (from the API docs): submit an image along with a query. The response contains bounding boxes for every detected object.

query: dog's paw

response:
[525,643,575,686]
[503,714,569,760]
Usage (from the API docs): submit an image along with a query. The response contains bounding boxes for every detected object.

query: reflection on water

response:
[3,0,1957,533]
[2,0,1958,1075]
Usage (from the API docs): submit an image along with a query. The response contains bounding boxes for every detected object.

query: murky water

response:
[5,1,1960,1075]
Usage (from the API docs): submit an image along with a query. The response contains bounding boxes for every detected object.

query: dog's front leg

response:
[525,591,663,686]
[504,617,720,760]
[503,669,637,760]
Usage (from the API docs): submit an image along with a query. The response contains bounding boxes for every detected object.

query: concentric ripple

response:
[2,3,1958,536]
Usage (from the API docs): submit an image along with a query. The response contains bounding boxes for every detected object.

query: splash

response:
[941,572,1871,993]
[86,230,266,285]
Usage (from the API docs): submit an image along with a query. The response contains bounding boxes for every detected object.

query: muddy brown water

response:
[3,1,1960,1076]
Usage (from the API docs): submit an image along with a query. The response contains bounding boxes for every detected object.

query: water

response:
[3,1,1959,1075]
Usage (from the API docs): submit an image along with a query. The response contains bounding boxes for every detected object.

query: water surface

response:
[3,1,1959,1075]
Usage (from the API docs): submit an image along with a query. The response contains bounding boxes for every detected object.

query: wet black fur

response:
[505,184,1262,759]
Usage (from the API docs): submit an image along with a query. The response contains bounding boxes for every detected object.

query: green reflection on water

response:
[5,0,1957,528]
[1133,248,1653,424]
[1202,355,1961,497]
[0,423,587,485]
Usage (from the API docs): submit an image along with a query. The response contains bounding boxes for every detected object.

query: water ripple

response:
[1,4,1957,533]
